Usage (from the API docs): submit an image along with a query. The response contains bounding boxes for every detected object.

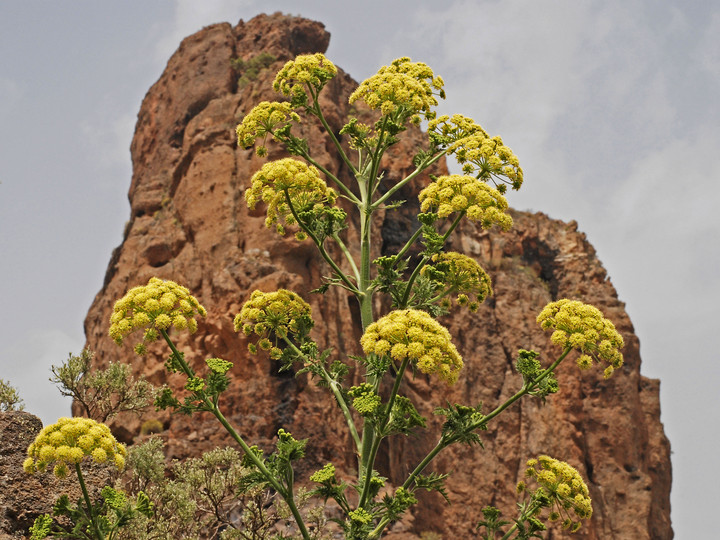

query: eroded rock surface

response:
[75,13,671,539]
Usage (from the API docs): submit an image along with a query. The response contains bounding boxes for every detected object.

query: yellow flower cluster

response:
[360,309,463,384]
[109,277,207,354]
[429,113,489,140]
[424,252,493,311]
[23,417,126,478]
[536,299,624,378]
[273,53,338,100]
[349,57,444,123]
[524,455,592,531]
[236,101,301,155]
[245,158,338,236]
[418,174,513,230]
[234,289,313,356]
[429,114,523,192]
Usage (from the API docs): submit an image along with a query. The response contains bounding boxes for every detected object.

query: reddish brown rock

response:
[76,13,671,539]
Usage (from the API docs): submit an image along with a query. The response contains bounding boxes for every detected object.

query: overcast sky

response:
[1,1,717,537]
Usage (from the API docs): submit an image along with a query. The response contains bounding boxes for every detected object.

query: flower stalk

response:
[102,52,620,540]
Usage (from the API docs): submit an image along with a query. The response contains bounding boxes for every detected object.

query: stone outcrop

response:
[72,13,672,539]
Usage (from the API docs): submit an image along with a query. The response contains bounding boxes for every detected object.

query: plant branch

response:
[284,339,362,453]
[393,225,424,264]
[283,189,361,296]
[499,499,545,540]
[297,150,360,204]
[75,463,103,540]
[358,356,411,508]
[373,150,446,209]
[332,232,361,285]
[160,330,311,540]
[387,346,574,538]
[399,211,465,307]
[308,86,358,176]
[475,347,571,429]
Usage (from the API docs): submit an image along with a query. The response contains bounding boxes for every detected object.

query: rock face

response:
[77,13,671,539]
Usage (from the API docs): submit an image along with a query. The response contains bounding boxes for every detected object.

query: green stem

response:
[298,150,360,204]
[328,378,362,452]
[284,339,362,452]
[475,347,571,429]
[358,211,374,328]
[379,347,573,540]
[372,150,446,209]
[368,519,390,539]
[400,437,448,492]
[399,211,465,307]
[75,463,103,540]
[428,285,459,305]
[369,440,449,538]
[393,225,424,264]
[160,330,311,540]
[160,330,195,378]
[499,499,544,540]
[309,88,358,176]
[210,406,311,540]
[367,116,390,197]
[333,232,361,285]
[283,189,360,295]
[357,177,376,485]
[358,356,411,508]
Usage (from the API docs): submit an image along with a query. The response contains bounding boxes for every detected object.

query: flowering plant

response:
[24,417,151,540]
[106,53,624,538]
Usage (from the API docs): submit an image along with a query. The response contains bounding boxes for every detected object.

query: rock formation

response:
[74,13,672,539]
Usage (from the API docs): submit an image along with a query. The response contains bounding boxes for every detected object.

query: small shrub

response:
[50,349,156,422]
[0,378,24,411]
[232,52,278,88]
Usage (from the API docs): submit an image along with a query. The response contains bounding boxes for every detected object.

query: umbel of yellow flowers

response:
[360,309,463,384]
[234,289,313,359]
[348,56,444,123]
[24,417,126,479]
[520,455,593,532]
[245,158,338,236]
[418,174,513,230]
[537,299,624,378]
[422,251,494,312]
[109,277,207,355]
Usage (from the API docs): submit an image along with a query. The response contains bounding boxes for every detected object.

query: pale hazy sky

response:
[1,1,718,537]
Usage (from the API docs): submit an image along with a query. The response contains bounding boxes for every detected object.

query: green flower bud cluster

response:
[23,417,126,478]
[339,117,378,150]
[429,114,523,192]
[309,463,336,484]
[418,174,513,230]
[423,251,493,311]
[348,507,373,524]
[109,277,207,355]
[245,158,338,236]
[347,383,382,416]
[360,309,463,384]
[349,57,445,124]
[273,53,338,106]
[234,289,314,357]
[522,455,592,532]
[537,299,624,378]
[236,101,301,156]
